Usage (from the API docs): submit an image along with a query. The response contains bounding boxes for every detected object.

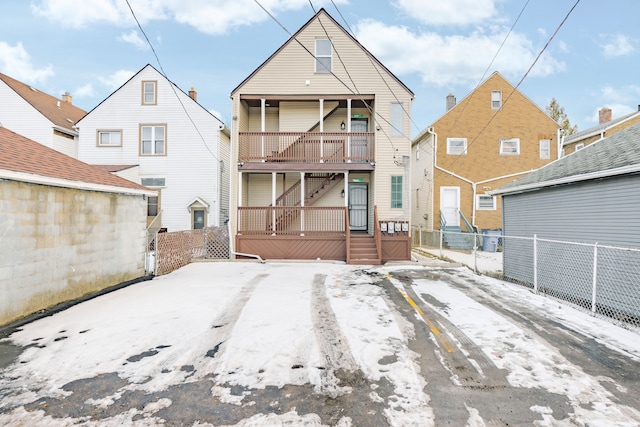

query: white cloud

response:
[99,69,136,90]
[600,33,635,57]
[0,41,53,84]
[354,20,565,88]
[394,0,501,26]
[74,83,96,98]
[118,30,149,50]
[30,0,134,27]
[30,0,348,34]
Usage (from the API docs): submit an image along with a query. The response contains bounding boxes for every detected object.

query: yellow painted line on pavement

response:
[387,273,455,353]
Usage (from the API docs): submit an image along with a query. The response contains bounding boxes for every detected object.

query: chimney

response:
[446,93,456,111]
[61,92,72,104]
[599,107,612,124]
[188,87,197,101]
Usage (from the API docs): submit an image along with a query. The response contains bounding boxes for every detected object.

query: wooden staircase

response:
[348,234,381,265]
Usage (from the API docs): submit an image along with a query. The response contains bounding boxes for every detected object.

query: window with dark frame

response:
[391,176,403,208]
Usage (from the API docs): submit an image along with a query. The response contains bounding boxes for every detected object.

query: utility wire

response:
[445,0,581,170]
[442,0,531,137]
[124,0,220,162]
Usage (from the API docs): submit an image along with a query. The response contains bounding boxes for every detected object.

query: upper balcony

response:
[238,131,375,171]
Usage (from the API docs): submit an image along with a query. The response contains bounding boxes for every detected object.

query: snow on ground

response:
[382,262,640,425]
[1,258,639,426]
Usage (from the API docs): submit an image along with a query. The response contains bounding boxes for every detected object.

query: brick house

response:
[412,72,560,235]
[562,106,640,157]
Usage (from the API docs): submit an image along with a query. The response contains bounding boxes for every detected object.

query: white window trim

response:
[97,130,122,147]
[476,194,496,210]
[391,175,403,209]
[500,138,520,155]
[140,124,167,156]
[447,137,467,155]
[539,139,550,159]
[315,39,332,73]
[491,90,502,110]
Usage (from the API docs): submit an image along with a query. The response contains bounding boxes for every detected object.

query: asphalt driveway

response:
[1,256,639,426]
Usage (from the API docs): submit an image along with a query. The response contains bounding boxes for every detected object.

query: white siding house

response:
[76,64,230,232]
[0,72,86,158]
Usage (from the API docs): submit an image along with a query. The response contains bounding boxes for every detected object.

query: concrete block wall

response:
[0,180,148,326]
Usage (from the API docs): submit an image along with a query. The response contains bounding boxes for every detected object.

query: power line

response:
[124,0,220,162]
[444,0,581,170]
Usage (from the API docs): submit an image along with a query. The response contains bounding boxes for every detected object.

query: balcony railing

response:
[238,132,374,163]
[238,206,347,236]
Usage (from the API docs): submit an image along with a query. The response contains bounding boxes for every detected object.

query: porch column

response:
[238,171,243,234]
[272,172,276,233]
[344,171,349,207]
[319,99,324,162]
[347,99,352,162]
[300,172,305,235]
[261,99,266,161]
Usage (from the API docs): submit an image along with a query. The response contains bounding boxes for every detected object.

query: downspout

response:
[228,221,265,263]
[429,127,478,227]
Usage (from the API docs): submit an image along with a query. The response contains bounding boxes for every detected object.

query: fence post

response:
[533,234,538,293]
[591,242,598,314]
[473,232,477,272]
[439,229,443,257]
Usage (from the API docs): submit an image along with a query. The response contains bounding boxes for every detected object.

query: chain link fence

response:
[146,226,230,276]
[412,227,640,329]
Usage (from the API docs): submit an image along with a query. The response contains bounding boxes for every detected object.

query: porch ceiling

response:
[237,162,374,172]
[240,95,374,108]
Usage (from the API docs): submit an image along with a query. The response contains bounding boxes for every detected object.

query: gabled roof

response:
[491,122,640,196]
[76,64,225,126]
[0,72,87,133]
[563,109,640,145]
[427,71,555,130]
[230,8,413,97]
[0,126,151,194]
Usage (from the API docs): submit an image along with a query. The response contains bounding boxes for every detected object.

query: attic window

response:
[491,90,502,109]
[142,80,157,105]
[315,39,332,73]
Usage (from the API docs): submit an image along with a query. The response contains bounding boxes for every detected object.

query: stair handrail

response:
[439,209,447,230]
[458,209,477,233]
[374,205,382,262]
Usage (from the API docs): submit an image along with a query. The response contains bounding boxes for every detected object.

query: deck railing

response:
[238,132,374,163]
[238,206,347,236]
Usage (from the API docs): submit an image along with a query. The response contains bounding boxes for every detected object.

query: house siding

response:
[429,73,558,231]
[502,176,640,246]
[0,180,147,326]
[0,82,58,149]
[77,65,228,232]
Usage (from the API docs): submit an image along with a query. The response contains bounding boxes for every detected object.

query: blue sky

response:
[1,0,639,137]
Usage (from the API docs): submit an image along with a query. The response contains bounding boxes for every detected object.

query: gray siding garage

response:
[491,123,640,324]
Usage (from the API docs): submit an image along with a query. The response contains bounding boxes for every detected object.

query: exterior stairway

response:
[348,234,381,265]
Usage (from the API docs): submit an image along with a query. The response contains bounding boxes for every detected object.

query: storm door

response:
[348,183,368,231]
[350,118,368,161]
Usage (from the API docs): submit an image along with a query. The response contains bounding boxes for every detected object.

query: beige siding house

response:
[229,8,414,264]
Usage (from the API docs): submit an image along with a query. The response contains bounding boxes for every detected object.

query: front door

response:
[440,187,460,227]
[349,183,368,231]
